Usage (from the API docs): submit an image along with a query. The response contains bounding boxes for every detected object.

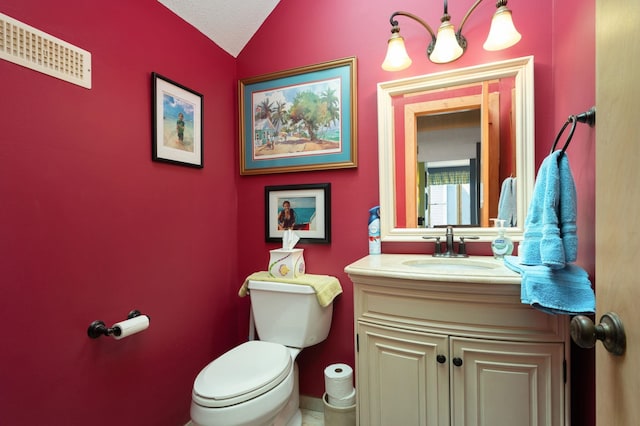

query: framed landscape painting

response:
[240,57,357,175]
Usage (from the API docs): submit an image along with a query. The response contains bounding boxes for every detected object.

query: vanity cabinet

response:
[345,255,570,426]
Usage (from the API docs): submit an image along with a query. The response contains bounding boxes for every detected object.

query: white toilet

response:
[190,280,334,426]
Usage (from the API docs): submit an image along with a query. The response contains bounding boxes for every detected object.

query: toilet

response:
[190,280,334,426]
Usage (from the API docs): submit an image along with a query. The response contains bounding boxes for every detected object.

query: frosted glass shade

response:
[429,21,463,64]
[483,6,522,51]
[382,33,412,71]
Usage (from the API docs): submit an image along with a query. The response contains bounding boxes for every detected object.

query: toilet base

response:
[273,362,301,426]
[285,409,302,426]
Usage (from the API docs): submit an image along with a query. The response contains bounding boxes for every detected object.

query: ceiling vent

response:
[0,12,91,89]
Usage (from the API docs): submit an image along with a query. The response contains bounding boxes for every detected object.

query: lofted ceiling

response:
[157,0,281,58]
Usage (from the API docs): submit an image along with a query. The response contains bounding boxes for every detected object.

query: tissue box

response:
[268,249,305,279]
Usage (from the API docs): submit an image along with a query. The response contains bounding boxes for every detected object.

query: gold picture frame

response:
[239,57,357,175]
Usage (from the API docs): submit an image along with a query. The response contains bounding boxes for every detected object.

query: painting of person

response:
[277,200,296,230]
[176,112,185,144]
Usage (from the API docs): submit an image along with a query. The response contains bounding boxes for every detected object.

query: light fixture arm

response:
[389,11,438,55]
[456,0,492,51]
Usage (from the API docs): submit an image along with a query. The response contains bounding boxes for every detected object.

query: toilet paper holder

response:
[87,309,149,339]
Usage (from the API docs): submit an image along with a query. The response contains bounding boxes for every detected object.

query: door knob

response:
[570,312,626,356]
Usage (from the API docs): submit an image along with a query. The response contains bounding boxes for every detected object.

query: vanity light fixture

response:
[381,0,521,70]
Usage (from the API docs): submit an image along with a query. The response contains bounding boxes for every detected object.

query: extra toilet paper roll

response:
[112,315,150,340]
[328,387,356,407]
[324,363,354,399]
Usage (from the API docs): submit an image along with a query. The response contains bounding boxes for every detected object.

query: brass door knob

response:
[570,312,626,356]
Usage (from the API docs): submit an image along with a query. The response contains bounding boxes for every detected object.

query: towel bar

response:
[550,106,596,156]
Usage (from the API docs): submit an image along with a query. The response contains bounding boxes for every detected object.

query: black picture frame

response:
[265,183,331,244]
[152,72,203,168]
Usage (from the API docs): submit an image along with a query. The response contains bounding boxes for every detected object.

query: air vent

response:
[0,12,91,89]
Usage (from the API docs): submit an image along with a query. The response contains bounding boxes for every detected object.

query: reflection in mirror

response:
[377,56,534,242]
[419,109,482,228]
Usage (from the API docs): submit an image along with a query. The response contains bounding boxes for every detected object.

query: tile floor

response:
[301,408,324,425]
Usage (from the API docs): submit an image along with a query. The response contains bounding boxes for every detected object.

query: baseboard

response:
[300,394,324,412]
[185,395,324,425]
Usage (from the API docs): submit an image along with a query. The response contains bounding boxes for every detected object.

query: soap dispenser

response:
[491,219,514,259]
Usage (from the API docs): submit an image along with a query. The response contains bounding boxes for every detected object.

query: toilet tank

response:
[247,280,333,348]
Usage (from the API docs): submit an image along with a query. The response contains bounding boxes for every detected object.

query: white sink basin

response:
[402,257,500,271]
[345,255,520,284]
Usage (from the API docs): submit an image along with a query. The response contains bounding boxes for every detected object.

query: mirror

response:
[377,56,535,242]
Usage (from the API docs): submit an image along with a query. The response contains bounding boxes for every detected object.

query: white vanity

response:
[345,254,570,426]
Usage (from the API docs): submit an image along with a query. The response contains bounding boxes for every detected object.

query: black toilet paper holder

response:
[87,309,147,339]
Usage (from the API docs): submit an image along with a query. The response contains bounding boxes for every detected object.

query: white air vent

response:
[0,12,91,89]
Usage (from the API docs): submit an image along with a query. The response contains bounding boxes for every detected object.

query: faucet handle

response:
[458,236,479,256]
[422,236,442,254]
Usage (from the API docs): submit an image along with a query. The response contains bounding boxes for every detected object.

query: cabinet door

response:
[357,322,449,426]
[450,337,565,426]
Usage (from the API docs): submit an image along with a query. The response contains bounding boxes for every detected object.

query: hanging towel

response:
[519,151,577,269]
[504,255,594,315]
[498,177,517,227]
[558,153,578,263]
[238,271,343,308]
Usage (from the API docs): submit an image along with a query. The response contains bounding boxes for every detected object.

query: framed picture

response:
[265,183,331,244]
[152,72,203,168]
[240,57,357,175]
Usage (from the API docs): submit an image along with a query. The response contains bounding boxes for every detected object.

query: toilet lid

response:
[193,340,292,408]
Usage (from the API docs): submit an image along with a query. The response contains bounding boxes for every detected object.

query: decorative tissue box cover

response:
[269,249,305,279]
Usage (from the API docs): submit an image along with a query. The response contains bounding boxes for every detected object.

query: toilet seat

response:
[192,340,292,408]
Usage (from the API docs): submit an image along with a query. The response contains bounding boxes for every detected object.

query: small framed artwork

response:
[152,72,203,168]
[240,57,357,175]
[265,183,331,244]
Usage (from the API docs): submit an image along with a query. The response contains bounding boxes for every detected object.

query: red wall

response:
[238,0,595,425]
[0,0,595,424]
[0,1,238,425]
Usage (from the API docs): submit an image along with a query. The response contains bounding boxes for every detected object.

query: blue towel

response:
[498,177,517,227]
[505,255,594,315]
[519,151,577,269]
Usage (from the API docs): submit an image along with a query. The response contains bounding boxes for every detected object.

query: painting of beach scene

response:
[252,77,342,159]
[152,72,203,168]
[162,94,195,152]
[240,58,357,175]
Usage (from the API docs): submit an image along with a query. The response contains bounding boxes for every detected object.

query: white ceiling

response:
[157,0,281,58]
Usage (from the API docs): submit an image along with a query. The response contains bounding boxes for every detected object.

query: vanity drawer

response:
[354,281,567,343]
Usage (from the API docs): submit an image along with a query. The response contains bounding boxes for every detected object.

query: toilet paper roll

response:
[324,363,354,399]
[112,315,150,340]
[328,387,356,407]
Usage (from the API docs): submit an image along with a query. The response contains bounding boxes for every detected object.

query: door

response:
[357,322,449,426]
[450,337,565,426]
[595,0,640,424]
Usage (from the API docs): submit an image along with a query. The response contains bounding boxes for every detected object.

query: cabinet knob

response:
[570,312,626,356]
[452,357,463,367]
[436,354,446,364]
